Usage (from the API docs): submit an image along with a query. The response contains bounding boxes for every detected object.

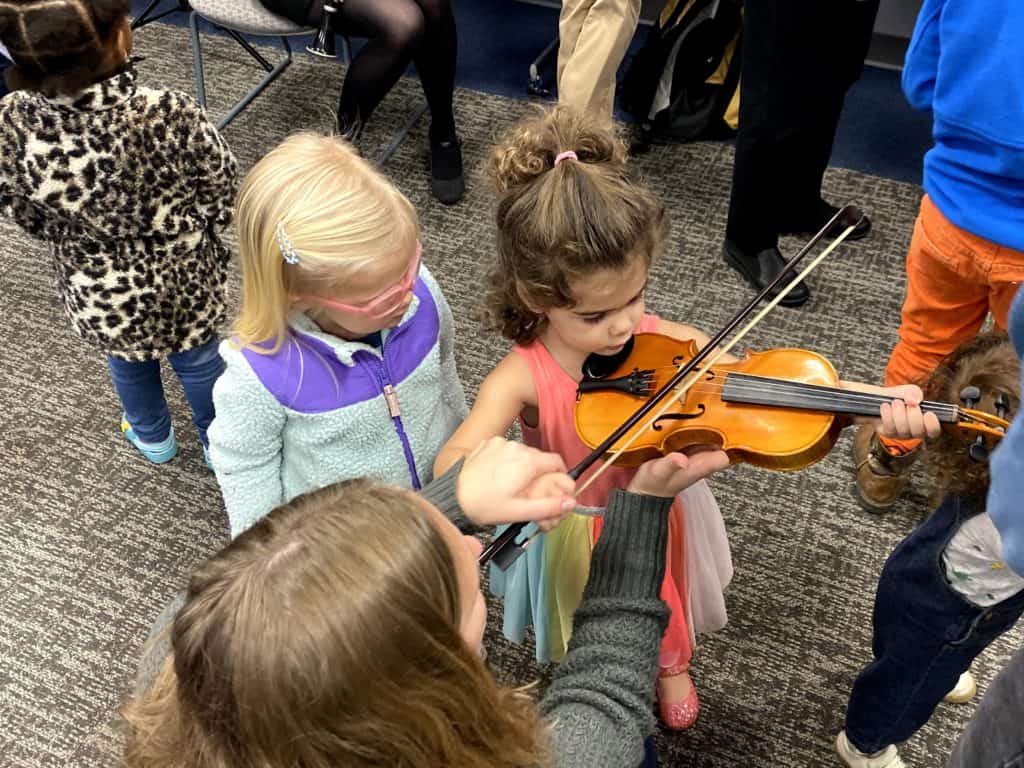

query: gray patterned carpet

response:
[1,22,1019,768]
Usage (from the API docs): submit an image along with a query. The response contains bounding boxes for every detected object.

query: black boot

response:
[429,130,465,205]
[722,239,811,308]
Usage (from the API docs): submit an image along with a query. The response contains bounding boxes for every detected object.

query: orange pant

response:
[880,195,1024,452]
[885,195,1024,386]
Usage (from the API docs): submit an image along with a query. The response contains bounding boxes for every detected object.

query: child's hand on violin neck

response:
[876,388,942,439]
[457,437,576,527]
[846,383,942,440]
[627,450,731,499]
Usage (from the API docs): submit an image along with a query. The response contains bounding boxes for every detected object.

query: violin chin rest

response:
[582,336,636,379]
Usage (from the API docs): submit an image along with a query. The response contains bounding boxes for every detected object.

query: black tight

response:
[306,0,458,141]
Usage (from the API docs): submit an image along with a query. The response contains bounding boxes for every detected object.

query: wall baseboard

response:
[866,32,910,71]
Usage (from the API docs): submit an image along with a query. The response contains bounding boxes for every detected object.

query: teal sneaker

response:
[120,415,178,464]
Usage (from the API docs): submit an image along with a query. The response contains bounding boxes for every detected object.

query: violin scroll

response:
[956,386,1010,462]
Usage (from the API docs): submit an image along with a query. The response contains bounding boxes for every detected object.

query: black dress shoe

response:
[722,240,811,308]
[429,136,465,205]
[781,203,871,241]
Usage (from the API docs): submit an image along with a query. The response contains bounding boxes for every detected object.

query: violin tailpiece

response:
[577,368,656,398]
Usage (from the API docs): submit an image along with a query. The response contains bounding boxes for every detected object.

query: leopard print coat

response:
[0,62,237,361]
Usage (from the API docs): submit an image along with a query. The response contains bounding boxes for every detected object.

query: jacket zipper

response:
[377,328,422,489]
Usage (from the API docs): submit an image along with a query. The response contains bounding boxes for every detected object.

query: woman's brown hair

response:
[484,106,669,344]
[0,0,131,96]
[923,332,1020,501]
[121,480,548,768]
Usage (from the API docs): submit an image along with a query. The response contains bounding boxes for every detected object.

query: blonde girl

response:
[434,106,941,730]
[208,132,466,537]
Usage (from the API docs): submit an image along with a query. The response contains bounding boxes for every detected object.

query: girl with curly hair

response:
[435,106,937,730]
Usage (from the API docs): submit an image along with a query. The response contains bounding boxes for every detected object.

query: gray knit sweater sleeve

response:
[539,488,672,768]
[420,470,672,767]
[419,459,482,534]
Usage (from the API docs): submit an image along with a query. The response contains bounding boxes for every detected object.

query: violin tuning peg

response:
[959,385,981,409]
[995,393,1011,420]
[968,436,989,463]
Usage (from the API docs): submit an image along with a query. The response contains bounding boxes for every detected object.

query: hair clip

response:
[554,150,578,166]
[276,222,300,265]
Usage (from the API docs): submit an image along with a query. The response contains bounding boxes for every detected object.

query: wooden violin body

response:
[574,333,1008,470]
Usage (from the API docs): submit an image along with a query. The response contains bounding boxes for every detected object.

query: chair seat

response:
[190,0,313,36]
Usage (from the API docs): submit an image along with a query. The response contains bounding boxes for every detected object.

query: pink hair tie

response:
[554,150,578,166]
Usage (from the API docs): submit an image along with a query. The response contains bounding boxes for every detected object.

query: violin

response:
[574,333,1009,470]
[478,206,1001,570]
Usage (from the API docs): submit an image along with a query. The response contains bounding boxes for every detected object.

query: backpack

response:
[621,0,743,148]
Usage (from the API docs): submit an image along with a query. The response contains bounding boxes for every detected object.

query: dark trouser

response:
[845,496,1024,755]
[946,644,1024,768]
[0,52,10,99]
[726,0,880,253]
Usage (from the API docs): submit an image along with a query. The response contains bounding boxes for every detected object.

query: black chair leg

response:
[132,0,190,29]
[190,11,294,130]
[528,36,558,98]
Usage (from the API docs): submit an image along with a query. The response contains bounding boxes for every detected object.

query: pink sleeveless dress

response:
[488,314,733,667]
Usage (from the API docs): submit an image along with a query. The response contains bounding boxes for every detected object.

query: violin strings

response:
[575,223,857,498]
[665,382,960,413]
[605,368,961,413]
[681,377,961,416]
[702,378,960,417]
[601,365,965,416]
[601,374,962,418]
[601,386,962,421]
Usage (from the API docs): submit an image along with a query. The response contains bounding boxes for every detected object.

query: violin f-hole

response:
[651,404,706,431]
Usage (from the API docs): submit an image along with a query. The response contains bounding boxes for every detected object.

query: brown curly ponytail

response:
[0,0,132,95]
[483,106,668,344]
[923,332,1020,502]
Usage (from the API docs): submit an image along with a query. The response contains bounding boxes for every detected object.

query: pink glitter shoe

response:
[658,665,700,730]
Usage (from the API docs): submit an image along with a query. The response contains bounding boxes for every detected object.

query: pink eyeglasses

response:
[301,242,422,319]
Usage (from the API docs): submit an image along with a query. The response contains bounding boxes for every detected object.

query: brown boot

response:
[852,424,920,512]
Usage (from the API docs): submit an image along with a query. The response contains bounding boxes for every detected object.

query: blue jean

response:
[106,338,224,447]
[845,496,1024,754]
[946,644,1024,768]
[640,737,658,767]
[0,53,10,99]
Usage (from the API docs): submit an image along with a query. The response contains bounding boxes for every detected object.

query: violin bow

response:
[480,206,864,570]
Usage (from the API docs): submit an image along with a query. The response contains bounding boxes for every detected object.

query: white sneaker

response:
[835,731,906,768]
[943,671,977,704]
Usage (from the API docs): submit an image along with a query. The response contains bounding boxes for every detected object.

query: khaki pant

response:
[557,0,641,119]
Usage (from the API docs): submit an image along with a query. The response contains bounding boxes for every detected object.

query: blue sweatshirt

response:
[902,0,1024,251]
[988,287,1024,576]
